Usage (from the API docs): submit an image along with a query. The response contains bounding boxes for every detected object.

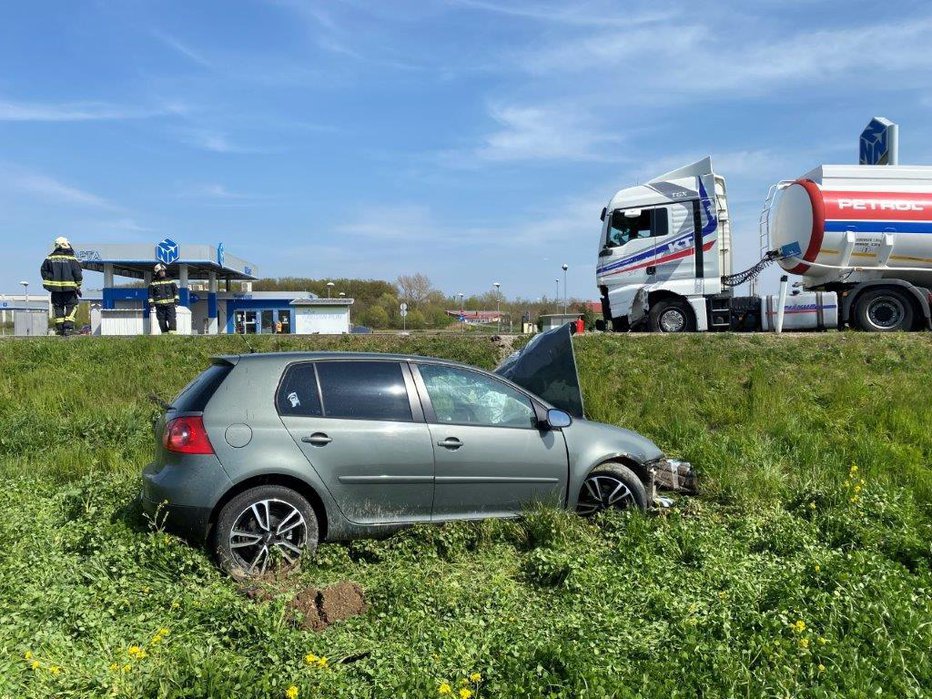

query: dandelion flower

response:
[304,653,319,666]
[122,664,131,673]
[469,672,482,683]
[814,564,821,572]
[818,637,828,645]
[31,660,41,671]
[127,645,147,660]
[818,664,826,672]
[109,663,119,673]
[438,682,453,695]
[285,685,299,699]
[792,620,806,633]
[808,502,816,510]
[317,657,328,669]
[24,651,33,660]
[799,638,810,649]
[850,465,858,473]
[459,689,474,699]
[49,665,61,675]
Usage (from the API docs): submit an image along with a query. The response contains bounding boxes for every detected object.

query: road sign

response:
[860,117,898,165]
[400,308,408,317]
[400,302,408,311]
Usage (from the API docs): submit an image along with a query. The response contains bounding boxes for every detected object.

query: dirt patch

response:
[244,581,367,632]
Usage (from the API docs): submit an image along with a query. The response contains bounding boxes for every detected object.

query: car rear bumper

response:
[141,458,226,545]
[140,491,212,545]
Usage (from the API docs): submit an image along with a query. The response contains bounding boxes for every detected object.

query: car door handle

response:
[437,437,463,450]
[302,433,332,446]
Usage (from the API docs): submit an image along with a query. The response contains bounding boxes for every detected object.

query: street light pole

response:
[20,281,29,306]
[561,264,568,316]
[493,282,501,332]
[554,278,559,307]
[326,281,334,298]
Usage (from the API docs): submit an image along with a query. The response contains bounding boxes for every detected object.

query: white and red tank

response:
[770,165,932,288]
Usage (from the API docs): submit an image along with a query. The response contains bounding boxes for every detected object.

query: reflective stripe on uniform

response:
[150,280,175,285]
[46,255,78,261]
[154,299,176,305]
[54,318,65,324]
[44,280,80,288]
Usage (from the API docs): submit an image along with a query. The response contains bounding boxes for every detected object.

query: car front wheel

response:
[576,463,648,515]
[214,485,319,579]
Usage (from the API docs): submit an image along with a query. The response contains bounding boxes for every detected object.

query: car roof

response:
[216,351,480,371]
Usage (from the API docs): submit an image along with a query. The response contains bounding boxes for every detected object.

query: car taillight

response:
[163,416,214,454]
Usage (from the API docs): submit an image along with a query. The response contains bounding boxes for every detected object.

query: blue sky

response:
[3,0,932,300]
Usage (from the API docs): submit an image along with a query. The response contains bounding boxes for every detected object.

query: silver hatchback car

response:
[142,326,687,577]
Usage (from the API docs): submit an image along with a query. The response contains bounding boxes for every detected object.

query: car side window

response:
[316,361,413,422]
[418,364,536,429]
[276,363,323,417]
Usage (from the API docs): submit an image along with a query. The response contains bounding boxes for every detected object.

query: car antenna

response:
[237,331,257,354]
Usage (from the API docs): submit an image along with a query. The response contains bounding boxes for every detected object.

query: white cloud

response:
[151,30,213,68]
[0,99,177,122]
[449,0,672,29]
[0,166,119,210]
[179,129,269,154]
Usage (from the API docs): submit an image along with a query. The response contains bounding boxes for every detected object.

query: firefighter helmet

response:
[54,236,70,249]
[154,263,167,273]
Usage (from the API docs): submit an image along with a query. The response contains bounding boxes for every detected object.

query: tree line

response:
[253,274,594,330]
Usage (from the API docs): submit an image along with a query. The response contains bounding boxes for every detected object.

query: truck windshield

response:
[605,208,668,248]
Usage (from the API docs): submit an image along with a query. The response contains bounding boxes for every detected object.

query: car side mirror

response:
[546,409,572,429]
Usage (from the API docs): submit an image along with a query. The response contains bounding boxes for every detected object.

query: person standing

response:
[148,263,179,334]
[40,237,83,336]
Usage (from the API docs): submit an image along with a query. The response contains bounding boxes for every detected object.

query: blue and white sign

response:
[244,266,253,276]
[156,238,180,265]
[190,293,201,304]
[217,242,225,267]
[859,117,898,165]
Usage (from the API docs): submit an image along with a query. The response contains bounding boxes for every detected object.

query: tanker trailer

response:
[768,164,932,331]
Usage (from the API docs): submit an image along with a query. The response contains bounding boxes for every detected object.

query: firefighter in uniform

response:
[40,237,83,336]
[148,263,179,334]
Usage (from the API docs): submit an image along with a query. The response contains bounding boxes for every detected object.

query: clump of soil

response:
[244,581,367,632]
[289,581,367,631]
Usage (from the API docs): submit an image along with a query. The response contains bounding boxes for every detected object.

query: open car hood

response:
[494,323,585,418]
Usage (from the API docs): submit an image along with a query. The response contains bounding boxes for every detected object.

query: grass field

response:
[0,333,930,698]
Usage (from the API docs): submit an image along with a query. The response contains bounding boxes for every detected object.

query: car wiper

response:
[148,393,173,411]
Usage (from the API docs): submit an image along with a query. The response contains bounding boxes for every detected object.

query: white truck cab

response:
[596,158,732,331]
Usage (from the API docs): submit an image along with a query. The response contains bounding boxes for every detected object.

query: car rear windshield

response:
[171,362,233,412]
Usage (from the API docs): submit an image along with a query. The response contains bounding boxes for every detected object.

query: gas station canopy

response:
[72,240,258,281]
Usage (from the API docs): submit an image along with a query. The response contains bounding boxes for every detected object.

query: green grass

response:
[0,333,930,698]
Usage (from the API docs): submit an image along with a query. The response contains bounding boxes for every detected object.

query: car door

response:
[411,362,568,520]
[277,360,435,525]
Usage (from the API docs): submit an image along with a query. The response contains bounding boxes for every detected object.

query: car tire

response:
[648,299,694,333]
[854,288,914,332]
[576,463,648,516]
[214,485,319,579]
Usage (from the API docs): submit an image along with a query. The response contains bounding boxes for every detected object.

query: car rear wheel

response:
[214,485,319,579]
[576,463,648,515]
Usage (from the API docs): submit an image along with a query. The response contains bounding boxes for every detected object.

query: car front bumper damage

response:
[645,458,697,506]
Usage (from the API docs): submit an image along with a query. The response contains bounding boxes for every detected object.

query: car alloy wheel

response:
[228,498,308,575]
[576,463,648,515]
[215,485,319,578]
[577,474,636,515]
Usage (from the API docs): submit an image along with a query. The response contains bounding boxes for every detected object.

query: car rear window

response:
[172,362,233,412]
[276,363,323,417]
[316,361,412,422]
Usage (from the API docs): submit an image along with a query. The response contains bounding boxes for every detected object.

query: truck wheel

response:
[576,463,648,515]
[214,485,319,579]
[648,299,694,333]
[855,289,914,332]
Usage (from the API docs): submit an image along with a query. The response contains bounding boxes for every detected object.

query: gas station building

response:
[74,240,353,335]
